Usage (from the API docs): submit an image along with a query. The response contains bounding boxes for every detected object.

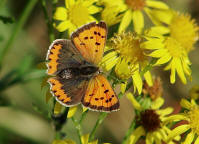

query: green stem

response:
[79,109,89,124]
[140,58,156,77]
[40,0,55,42]
[71,117,82,144]
[0,0,38,66]
[121,120,136,144]
[89,112,108,142]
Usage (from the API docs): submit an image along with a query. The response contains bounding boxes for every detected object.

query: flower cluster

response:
[47,0,199,143]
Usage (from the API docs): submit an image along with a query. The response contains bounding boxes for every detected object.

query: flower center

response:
[125,0,146,10]
[164,37,185,58]
[138,109,161,132]
[188,106,199,135]
[169,13,199,53]
[68,3,90,27]
[111,32,146,64]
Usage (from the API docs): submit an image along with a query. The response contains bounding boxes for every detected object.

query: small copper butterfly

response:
[46,21,119,112]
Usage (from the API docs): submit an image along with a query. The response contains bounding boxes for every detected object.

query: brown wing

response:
[71,21,108,65]
[48,77,89,106]
[46,39,84,75]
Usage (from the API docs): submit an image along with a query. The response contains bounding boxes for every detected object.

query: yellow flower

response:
[165,98,199,144]
[53,0,101,34]
[99,0,169,33]
[143,11,199,84]
[100,32,153,94]
[126,93,179,144]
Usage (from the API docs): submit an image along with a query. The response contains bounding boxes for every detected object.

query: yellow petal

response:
[174,58,186,84]
[144,71,153,87]
[145,26,170,36]
[149,9,173,25]
[89,139,98,144]
[148,49,168,58]
[151,97,164,109]
[182,131,195,144]
[157,107,173,116]
[54,102,63,115]
[195,137,199,144]
[101,6,123,26]
[53,7,67,21]
[83,0,97,7]
[163,114,187,124]
[118,10,132,33]
[129,126,145,144]
[141,38,164,50]
[126,92,142,111]
[67,106,78,118]
[170,60,176,84]
[121,81,127,94]
[115,58,132,80]
[180,98,192,110]
[64,139,76,144]
[56,20,73,32]
[81,134,89,144]
[167,124,190,142]
[132,70,143,94]
[100,52,119,71]
[146,133,154,144]
[65,0,75,8]
[88,5,101,14]
[144,7,161,25]
[52,139,75,144]
[146,0,169,10]
[82,107,87,113]
[154,53,171,65]
[132,10,144,34]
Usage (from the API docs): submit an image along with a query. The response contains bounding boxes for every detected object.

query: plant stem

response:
[89,112,108,142]
[121,120,136,144]
[140,58,156,77]
[40,0,55,42]
[79,109,89,124]
[0,0,38,66]
[71,117,82,144]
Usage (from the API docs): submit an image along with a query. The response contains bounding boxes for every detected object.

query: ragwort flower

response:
[100,32,153,94]
[126,93,179,144]
[143,11,199,84]
[99,0,169,33]
[165,98,199,144]
[53,0,101,34]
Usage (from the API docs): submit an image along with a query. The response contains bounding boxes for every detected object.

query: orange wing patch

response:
[48,78,71,104]
[46,43,62,75]
[81,75,119,112]
[71,21,107,65]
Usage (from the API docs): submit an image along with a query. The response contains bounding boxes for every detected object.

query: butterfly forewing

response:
[71,21,107,65]
[46,39,83,75]
[82,74,119,112]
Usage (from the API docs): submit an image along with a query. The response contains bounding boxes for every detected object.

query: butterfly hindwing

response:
[71,21,107,65]
[48,77,89,106]
[46,39,84,75]
[81,74,119,112]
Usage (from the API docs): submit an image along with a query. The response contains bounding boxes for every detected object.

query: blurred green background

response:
[0,0,199,144]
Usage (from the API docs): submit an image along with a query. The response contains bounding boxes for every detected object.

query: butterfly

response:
[46,21,119,112]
